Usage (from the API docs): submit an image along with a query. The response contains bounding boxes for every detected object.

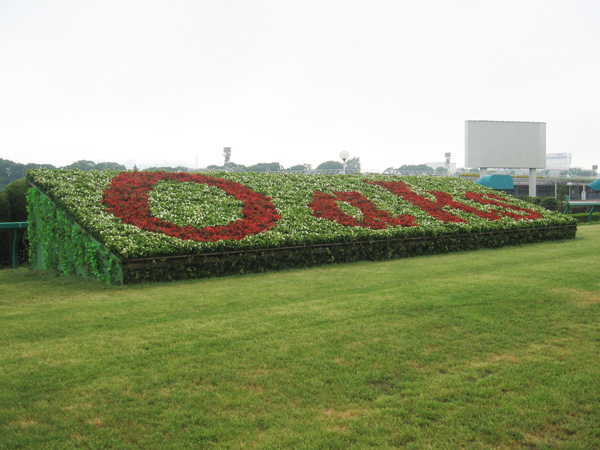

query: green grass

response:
[1,227,599,449]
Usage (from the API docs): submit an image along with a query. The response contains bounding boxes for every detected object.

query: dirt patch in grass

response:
[322,408,363,419]
[551,287,600,308]
[469,352,522,367]
[18,417,37,427]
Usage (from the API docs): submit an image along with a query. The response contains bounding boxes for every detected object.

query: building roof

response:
[475,175,514,190]
[588,179,600,191]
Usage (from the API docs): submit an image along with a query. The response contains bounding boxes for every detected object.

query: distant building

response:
[546,153,571,170]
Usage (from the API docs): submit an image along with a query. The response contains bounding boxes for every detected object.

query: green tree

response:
[398,164,433,171]
[0,159,27,190]
[316,161,343,171]
[0,190,11,222]
[287,164,312,172]
[207,162,248,172]
[1,159,57,190]
[568,167,593,177]
[5,179,28,222]
[347,157,361,172]
[95,162,126,171]
[207,164,223,170]
[144,166,190,172]
[558,186,569,201]
[539,197,560,211]
[25,163,56,171]
[246,162,283,172]
[63,160,97,171]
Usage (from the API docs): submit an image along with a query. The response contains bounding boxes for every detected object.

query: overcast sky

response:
[1,0,598,170]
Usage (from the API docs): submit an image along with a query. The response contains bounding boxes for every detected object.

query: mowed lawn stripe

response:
[0,226,599,449]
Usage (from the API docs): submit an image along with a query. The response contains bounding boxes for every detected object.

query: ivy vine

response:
[27,187,122,284]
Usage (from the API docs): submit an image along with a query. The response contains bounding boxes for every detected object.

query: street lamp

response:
[340,150,349,175]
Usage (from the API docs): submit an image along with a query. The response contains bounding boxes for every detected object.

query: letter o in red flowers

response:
[101,172,281,242]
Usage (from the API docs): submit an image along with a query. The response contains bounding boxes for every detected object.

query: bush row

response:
[566,212,600,223]
[121,225,577,283]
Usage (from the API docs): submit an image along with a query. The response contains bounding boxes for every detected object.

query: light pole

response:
[340,150,349,175]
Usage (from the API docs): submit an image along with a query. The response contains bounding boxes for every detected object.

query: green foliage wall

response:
[27,187,122,283]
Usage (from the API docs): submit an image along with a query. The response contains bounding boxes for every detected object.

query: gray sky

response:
[1,0,598,170]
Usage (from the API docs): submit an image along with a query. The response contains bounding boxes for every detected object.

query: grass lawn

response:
[1,226,599,449]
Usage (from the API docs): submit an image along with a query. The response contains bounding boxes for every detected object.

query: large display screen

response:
[465,121,546,169]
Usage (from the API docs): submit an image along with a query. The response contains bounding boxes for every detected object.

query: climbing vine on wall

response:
[27,187,120,283]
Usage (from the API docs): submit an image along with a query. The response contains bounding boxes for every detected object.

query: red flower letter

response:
[309,190,417,229]
[368,180,543,222]
[102,172,281,242]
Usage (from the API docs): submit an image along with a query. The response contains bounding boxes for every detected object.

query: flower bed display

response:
[27,169,577,284]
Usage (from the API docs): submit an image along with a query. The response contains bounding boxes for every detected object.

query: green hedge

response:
[566,212,600,223]
[121,225,576,284]
[0,190,11,267]
[5,179,28,222]
[522,196,561,211]
[0,189,10,222]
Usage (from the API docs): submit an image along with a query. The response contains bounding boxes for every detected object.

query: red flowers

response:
[464,192,543,220]
[367,180,468,223]
[367,180,543,222]
[309,190,417,229]
[101,172,545,244]
[102,172,281,242]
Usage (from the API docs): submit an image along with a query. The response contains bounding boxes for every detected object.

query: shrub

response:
[566,212,600,223]
[5,179,28,222]
[0,190,10,267]
[522,196,540,205]
[539,197,560,211]
[0,190,10,222]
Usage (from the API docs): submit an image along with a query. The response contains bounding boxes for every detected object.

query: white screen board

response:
[546,153,571,170]
[465,121,546,169]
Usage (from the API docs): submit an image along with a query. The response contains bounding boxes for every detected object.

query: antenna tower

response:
[444,153,452,172]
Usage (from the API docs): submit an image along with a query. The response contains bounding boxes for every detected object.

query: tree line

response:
[0,159,126,190]
[207,157,361,173]
[0,157,364,190]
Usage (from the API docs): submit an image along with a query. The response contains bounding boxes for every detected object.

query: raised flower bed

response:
[27,169,577,284]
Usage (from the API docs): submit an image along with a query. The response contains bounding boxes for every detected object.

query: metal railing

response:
[0,222,28,268]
